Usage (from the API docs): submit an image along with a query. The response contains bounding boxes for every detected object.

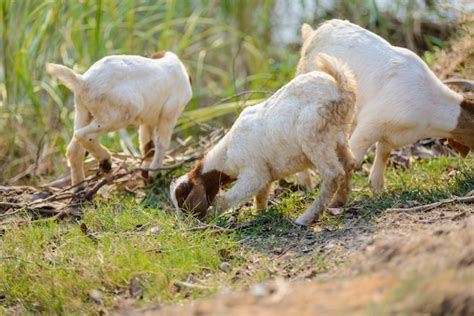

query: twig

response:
[33,133,46,178]
[217,90,271,104]
[137,155,200,172]
[187,224,230,232]
[0,208,23,218]
[228,220,260,230]
[173,280,210,291]
[386,195,474,213]
[187,219,261,233]
[0,202,21,209]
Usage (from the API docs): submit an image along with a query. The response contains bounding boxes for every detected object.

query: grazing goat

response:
[47,52,192,186]
[170,54,357,226]
[296,19,474,204]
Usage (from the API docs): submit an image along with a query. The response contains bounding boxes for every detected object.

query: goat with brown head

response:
[448,97,474,157]
[170,161,234,219]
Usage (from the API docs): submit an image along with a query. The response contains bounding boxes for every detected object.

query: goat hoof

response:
[99,159,112,173]
[328,199,345,208]
[294,217,310,227]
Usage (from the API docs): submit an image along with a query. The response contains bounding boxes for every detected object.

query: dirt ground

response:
[123,200,473,316]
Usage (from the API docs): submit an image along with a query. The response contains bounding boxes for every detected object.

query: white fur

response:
[297,19,466,194]
[171,54,357,225]
[170,174,188,219]
[47,52,192,186]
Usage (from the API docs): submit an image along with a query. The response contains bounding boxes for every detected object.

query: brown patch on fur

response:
[448,139,470,158]
[174,160,235,218]
[99,159,112,173]
[143,140,155,159]
[151,51,167,59]
[450,98,474,153]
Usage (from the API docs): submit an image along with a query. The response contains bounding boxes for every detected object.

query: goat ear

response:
[183,183,209,219]
[301,23,313,41]
[448,138,470,158]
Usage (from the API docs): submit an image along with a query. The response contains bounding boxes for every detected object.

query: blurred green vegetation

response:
[0,0,461,183]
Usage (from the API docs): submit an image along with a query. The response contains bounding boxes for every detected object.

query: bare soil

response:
[127,202,474,316]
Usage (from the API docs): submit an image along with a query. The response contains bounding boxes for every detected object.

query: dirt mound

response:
[123,203,473,316]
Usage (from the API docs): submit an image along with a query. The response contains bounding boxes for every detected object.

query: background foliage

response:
[0,0,464,182]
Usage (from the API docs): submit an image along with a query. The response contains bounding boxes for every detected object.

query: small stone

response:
[250,283,268,298]
[327,207,344,216]
[88,289,103,305]
[147,225,162,235]
[273,247,283,255]
[219,262,232,273]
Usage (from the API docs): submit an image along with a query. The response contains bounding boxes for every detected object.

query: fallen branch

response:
[1,155,201,215]
[386,195,474,213]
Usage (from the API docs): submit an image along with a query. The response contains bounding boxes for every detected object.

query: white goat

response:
[47,51,192,186]
[170,54,357,226]
[296,19,474,204]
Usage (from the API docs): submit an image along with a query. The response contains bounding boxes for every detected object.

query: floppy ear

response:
[183,183,209,219]
[448,138,470,158]
[301,23,313,42]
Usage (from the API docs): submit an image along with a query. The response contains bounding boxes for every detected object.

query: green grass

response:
[1,155,472,313]
[1,199,239,314]
[351,156,474,214]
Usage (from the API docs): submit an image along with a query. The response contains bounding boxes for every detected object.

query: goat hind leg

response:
[329,139,356,208]
[139,125,154,179]
[74,120,114,173]
[296,143,344,226]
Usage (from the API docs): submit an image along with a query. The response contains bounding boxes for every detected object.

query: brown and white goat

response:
[170,54,357,226]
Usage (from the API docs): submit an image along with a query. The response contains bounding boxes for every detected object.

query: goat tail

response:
[46,63,85,92]
[316,53,357,110]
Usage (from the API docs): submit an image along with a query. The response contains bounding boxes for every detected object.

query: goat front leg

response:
[369,141,392,193]
[255,183,273,210]
[295,170,313,189]
[74,119,114,173]
[212,169,270,216]
[68,107,91,187]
